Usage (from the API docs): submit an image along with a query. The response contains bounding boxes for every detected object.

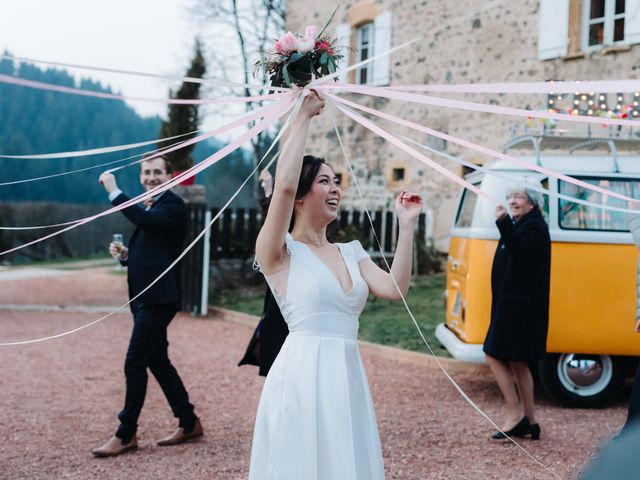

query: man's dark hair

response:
[140,153,173,174]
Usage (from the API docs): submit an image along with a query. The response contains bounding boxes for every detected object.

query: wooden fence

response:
[183,205,433,313]
[180,203,210,315]
[207,207,431,260]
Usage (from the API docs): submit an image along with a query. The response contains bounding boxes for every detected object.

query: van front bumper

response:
[435,323,486,363]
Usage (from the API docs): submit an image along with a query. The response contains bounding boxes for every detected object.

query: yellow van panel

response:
[446,237,640,356]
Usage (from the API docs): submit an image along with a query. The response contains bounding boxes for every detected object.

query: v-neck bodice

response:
[263,233,370,340]
[297,241,354,295]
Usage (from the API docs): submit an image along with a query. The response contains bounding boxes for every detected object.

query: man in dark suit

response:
[92,155,202,457]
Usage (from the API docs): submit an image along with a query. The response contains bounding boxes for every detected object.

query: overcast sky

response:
[0,0,198,119]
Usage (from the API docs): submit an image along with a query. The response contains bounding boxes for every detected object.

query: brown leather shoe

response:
[157,419,204,446]
[91,435,138,457]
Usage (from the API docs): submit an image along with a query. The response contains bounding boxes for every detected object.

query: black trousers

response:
[624,363,640,431]
[116,304,196,442]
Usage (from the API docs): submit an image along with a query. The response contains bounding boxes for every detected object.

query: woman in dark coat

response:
[239,169,289,377]
[483,179,550,440]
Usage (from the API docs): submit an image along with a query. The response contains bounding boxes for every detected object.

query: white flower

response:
[297,37,315,53]
[304,25,318,41]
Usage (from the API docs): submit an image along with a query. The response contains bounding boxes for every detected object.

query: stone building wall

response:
[285,0,640,249]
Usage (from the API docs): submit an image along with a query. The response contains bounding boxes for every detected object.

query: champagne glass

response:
[112,233,124,256]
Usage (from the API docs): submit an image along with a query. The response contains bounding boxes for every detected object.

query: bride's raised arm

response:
[255,91,325,275]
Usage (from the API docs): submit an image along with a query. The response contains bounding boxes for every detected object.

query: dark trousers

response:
[624,363,640,432]
[116,304,196,442]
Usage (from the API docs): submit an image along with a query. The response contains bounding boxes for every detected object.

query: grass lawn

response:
[212,274,449,357]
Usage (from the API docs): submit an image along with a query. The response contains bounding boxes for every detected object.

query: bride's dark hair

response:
[296,155,326,199]
[262,155,335,232]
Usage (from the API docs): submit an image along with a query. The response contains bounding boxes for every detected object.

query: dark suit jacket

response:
[112,190,186,311]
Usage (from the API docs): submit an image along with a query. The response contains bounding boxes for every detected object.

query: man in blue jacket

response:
[92,155,202,457]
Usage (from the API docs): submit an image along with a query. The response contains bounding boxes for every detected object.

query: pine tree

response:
[158,40,206,173]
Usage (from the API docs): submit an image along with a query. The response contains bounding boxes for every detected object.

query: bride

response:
[250,90,423,479]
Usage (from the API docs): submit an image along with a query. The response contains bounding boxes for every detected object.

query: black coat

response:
[112,190,186,311]
[238,287,289,377]
[483,207,551,361]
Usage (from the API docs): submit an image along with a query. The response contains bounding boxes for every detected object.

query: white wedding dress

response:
[249,233,385,480]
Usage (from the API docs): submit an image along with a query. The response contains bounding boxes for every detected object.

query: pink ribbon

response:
[329,99,497,203]
[0,98,297,346]
[326,93,638,205]
[319,83,640,127]
[1,98,294,231]
[0,74,291,105]
[385,79,640,94]
[0,135,195,190]
[0,130,200,160]
[0,94,296,256]
[1,54,291,92]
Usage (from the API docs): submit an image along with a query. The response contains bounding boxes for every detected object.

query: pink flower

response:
[275,32,297,53]
[304,25,318,41]
[315,40,334,55]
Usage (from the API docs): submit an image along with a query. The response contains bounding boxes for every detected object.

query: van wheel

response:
[538,353,626,408]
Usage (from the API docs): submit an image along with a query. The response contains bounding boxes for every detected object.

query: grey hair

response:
[505,177,544,209]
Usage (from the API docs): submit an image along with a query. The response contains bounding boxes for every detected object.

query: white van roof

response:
[477,155,640,177]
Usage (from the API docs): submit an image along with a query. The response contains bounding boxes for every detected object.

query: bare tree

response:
[191,0,286,195]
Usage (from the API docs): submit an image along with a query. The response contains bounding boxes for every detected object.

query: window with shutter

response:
[582,0,627,50]
[538,0,570,59]
[372,11,392,86]
[344,3,391,85]
[335,23,351,83]
[355,23,374,85]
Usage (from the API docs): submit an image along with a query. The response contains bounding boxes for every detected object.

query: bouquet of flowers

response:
[255,14,345,89]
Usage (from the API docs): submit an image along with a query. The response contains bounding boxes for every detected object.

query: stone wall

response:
[285,0,640,249]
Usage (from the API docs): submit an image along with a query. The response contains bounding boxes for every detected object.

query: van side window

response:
[559,177,640,231]
[455,188,478,228]
[541,178,550,222]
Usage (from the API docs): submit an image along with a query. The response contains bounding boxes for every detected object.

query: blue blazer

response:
[112,190,186,311]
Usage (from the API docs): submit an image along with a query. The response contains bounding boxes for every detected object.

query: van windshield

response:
[455,188,478,227]
[559,177,640,231]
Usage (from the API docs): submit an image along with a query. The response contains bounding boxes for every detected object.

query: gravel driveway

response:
[0,266,628,479]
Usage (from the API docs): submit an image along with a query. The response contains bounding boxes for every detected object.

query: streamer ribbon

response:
[386,79,640,94]
[0,129,201,160]
[325,93,640,207]
[0,98,293,231]
[1,54,291,92]
[0,94,307,345]
[328,108,563,480]
[319,83,640,127]
[328,99,497,203]
[0,74,291,105]
[0,94,297,256]
[402,135,638,215]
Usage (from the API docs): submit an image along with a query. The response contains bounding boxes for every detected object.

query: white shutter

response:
[538,0,569,60]
[335,23,351,83]
[625,0,640,45]
[372,11,392,86]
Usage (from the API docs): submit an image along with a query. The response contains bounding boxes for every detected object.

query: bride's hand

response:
[299,90,325,119]
[395,190,423,228]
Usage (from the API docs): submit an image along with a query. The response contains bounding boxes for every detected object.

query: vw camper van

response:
[436,138,640,407]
